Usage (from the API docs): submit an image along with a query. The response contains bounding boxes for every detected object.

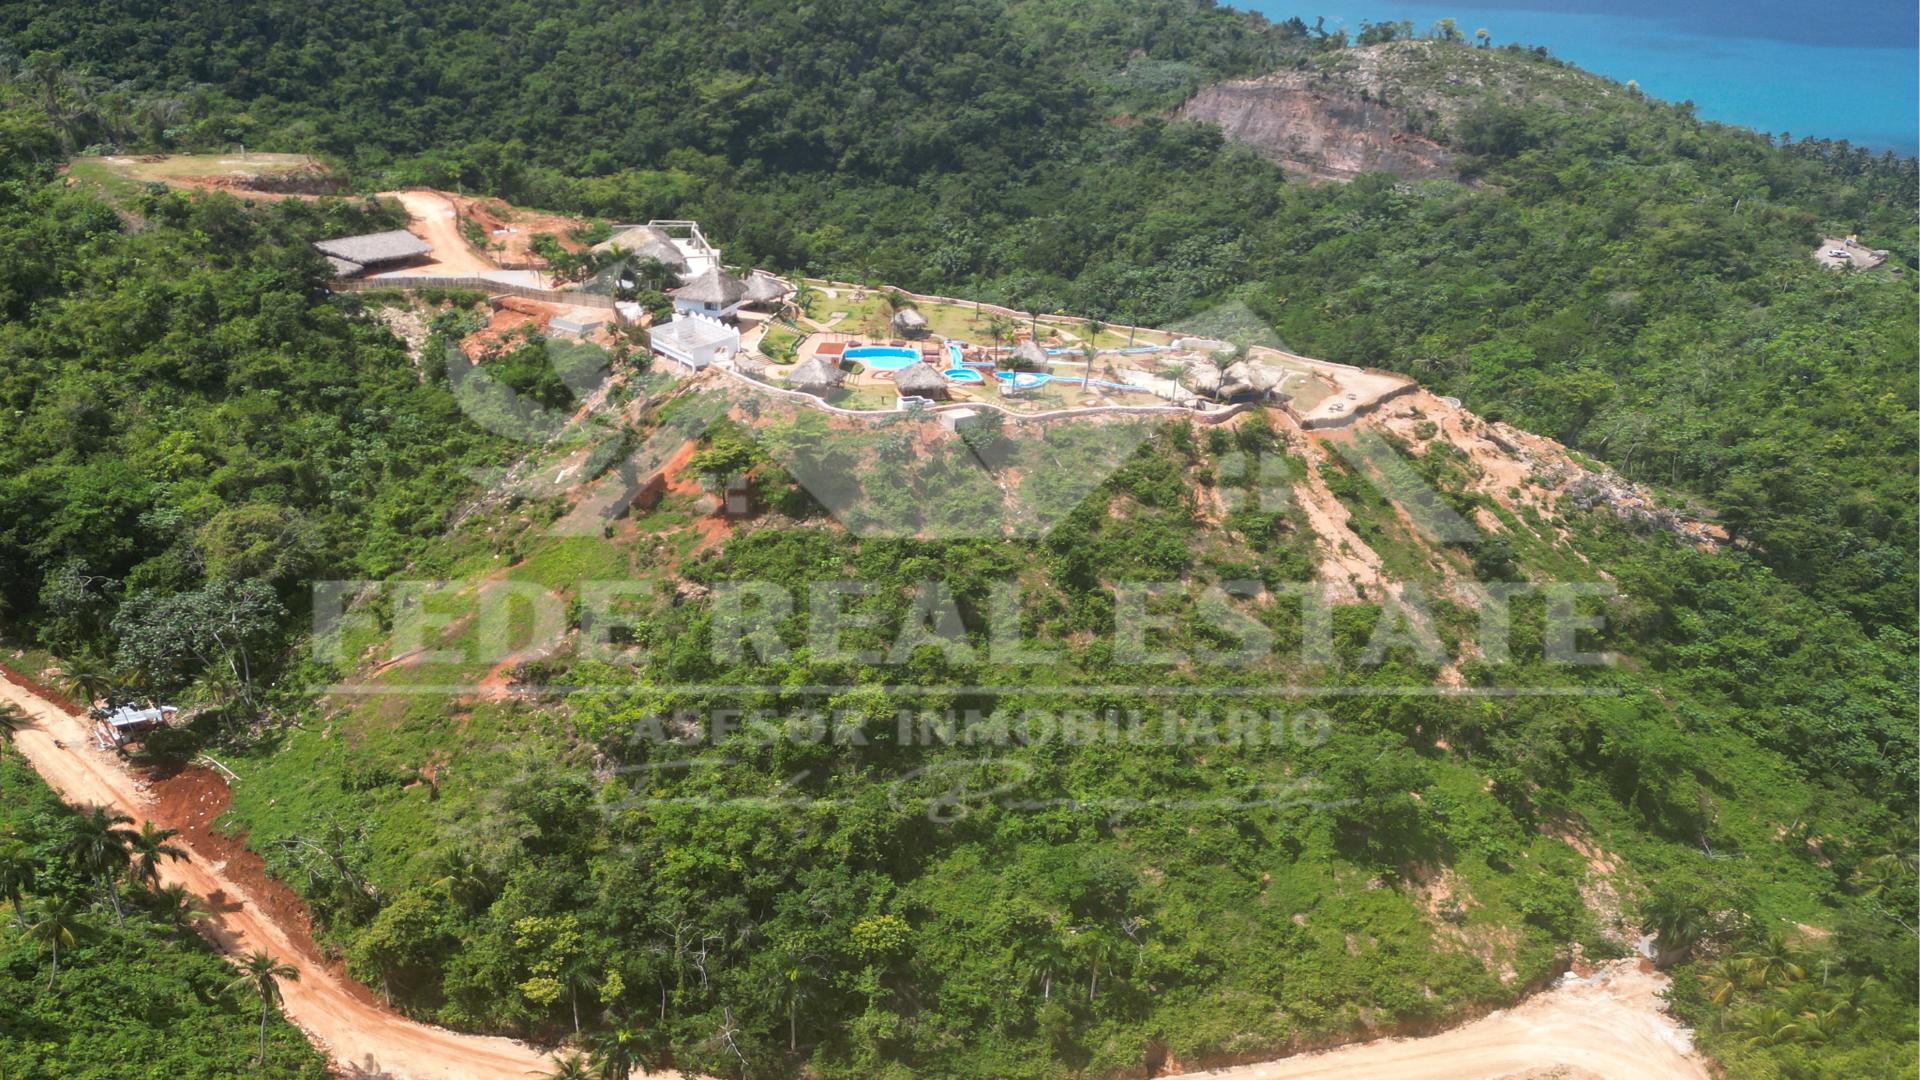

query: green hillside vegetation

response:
[0,3,1911,1078]
[0,742,328,1078]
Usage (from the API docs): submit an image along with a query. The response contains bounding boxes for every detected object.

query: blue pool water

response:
[1236,0,1918,155]
[994,372,1053,389]
[944,367,985,383]
[844,345,920,370]
[947,342,966,367]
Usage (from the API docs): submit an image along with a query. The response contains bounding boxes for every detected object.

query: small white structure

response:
[669,266,748,322]
[650,315,739,371]
[940,408,980,432]
[549,314,600,337]
[95,704,178,749]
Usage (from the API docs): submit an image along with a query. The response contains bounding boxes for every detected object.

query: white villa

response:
[650,314,739,371]
[593,219,722,282]
[669,266,749,322]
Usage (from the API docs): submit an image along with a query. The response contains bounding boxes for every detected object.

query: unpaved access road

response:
[2,669,1708,1080]
[0,674,557,1080]
[1167,959,1710,1080]
[382,188,498,274]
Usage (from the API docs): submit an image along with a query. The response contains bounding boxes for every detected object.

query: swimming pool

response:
[844,345,920,370]
[946,342,965,367]
[993,371,1052,389]
[944,367,984,384]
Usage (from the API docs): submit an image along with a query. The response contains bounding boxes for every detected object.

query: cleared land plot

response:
[67,152,321,199]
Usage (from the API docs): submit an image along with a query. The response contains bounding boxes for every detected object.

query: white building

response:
[593,219,723,282]
[650,314,739,371]
[669,266,749,322]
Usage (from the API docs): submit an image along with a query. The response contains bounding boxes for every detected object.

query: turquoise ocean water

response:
[1236,1,1919,156]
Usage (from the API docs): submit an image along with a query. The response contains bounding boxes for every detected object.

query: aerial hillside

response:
[0,3,1912,1079]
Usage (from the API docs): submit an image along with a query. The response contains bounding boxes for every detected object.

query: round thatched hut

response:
[787,355,844,396]
[892,307,930,338]
[892,361,950,401]
[743,271,792,311]
[1012,339,1050,370]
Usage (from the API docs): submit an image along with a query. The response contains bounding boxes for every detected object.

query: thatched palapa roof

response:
[671,266,748,307]
[788,356,844,394]
[743,272,791,306]
[892,307,930,336]
[1012,339,1049,369]
[313,229,432,266]
[891,361,949,397]
[592,225,689,273]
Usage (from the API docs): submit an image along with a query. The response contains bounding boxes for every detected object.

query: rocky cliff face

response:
[1178,74,1456,182]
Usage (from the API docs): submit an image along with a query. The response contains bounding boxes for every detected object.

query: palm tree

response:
[1079,343,1097,389]
[1082,316,1106,351]
[984,315,1012,355]
[546,1053,594,1080]
[1740,1005,1802,1049]
[428,849,493,913]
[127,821,188,890]
[587,1019,666,1080]
[145,881,207,929]
[27,897,81,989]
[1697,957,1752,1006]
[0,838,37,927]
[1640,888,1709,966]
[60,654,117,711]
[1852,850,1916,898]
[226,951,299,1068]
[1795,1001,1850,1045]
[878,289,915,319]
[1739,934,1806,988]
[587,1024,641,1080]
[0,703,25,743]
[786,275,817,320]
[64,805,137,923]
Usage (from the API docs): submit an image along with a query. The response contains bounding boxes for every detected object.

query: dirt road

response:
[2,666,1707,1080]
[0,674,554,1080]
[1167,959,1709,1080]
[383,189,498,274]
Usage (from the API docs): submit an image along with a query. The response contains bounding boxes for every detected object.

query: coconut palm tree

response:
[0,703,24,743]
[144,881,207,929]
[546,1053,594,1080]
[27,896,81,989]
[1739,934,1806,988]
[1697,957,1752,1006]
[1640,888,1709,966]
[1080,343,1097,389]
[878,289,915,319]
[1740,1005,1802,1049]
[60,654,117,711]
[1082,316,1106,351]
[786,275,817,320]
[64,805,137,923]
[226,951,299,1068]
[984,315,1013,354]
[0,838,36,927]
[127,821,188,890]
[586,1022,654,1080]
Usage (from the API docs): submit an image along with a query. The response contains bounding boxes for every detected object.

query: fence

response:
[330,276,624,314]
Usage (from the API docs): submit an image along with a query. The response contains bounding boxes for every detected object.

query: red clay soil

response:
[0,665,381,1015]
[654,439,734,551]
[460,297,576,360]
[0,665,557,1078]
[447,194,587,270]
